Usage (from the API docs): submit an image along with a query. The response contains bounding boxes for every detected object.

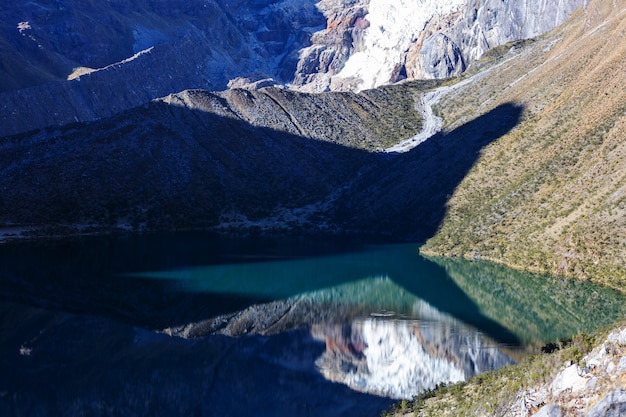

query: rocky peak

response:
[293,0,586,91]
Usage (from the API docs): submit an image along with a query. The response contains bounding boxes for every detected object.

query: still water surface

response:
[1,233,624,416]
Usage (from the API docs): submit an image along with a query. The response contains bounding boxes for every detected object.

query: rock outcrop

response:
[293,0,586,91]
[403,0,587,80]
[508,327,626,417]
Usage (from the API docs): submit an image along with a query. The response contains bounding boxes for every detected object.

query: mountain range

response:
[2,0,626,415]
[1,0,582,136]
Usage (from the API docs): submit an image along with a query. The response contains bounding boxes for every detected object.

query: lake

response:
[1,232,624,416]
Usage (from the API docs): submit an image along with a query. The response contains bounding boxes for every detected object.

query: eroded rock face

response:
[293,0,586,91]
[292,0,370,92]
[405,0,587,80]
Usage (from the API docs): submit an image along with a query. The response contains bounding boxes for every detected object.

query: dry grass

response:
[421,0,626,292]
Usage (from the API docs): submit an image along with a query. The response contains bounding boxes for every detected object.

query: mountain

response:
[0,82,434,236]
[0,0,582,137]
[296,0,585,91]
[2,1,626,415]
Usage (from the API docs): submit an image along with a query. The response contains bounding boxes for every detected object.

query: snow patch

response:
[337,0,466,91]
[17,21,31,33]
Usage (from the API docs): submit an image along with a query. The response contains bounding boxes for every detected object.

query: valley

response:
[1,0,626,416]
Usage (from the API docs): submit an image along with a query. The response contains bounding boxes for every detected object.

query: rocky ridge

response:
[0,81,434,237]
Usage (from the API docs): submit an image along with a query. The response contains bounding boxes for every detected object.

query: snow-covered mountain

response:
[292,0,586,91]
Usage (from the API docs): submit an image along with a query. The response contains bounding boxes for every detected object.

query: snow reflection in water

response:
[313,301,514,399]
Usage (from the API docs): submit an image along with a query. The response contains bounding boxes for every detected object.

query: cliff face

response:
[404,0,587,80]
[293,0,585,91]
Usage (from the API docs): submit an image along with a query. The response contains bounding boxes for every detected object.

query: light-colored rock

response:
[298,0,586,91]
[533,405,563,417]
[585,390,626,417]
[551,364,588,397]
[509,325,626,417]
[607,328,626,346]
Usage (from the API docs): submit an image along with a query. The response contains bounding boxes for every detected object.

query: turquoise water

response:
[111,233,626,344]
[1,232,624,416]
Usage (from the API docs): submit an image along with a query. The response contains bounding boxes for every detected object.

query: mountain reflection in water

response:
[1,233,626,416]
[313,305,514,399]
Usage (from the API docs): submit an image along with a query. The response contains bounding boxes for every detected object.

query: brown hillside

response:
[421,0,626,291]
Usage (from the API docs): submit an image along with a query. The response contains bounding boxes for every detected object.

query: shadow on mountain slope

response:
[0,94,523,244]
[0,101,524,340]
[336,102,525,242]
[0,98,376,229]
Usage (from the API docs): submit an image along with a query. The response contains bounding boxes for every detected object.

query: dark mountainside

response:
[0,0,323,92]
[0,0,325,136]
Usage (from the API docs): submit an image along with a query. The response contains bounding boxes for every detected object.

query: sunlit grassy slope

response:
[421,0,626,292]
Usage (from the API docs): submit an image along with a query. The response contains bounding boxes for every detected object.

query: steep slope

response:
[420,0,626,290]
[0,0,324,93]
[0,0,325,136]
